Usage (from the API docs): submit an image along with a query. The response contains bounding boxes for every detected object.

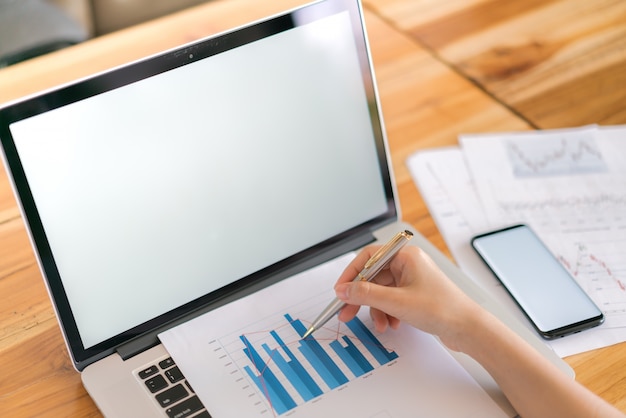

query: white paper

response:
[407,126,626,357]
[160,254,508,418]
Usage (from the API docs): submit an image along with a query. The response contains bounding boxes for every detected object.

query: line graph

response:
[425,126,626,355]
[497,192,626,215]
[556,240,626,325]
[214,313,398,415]
[505,134,607,177]
[493,190,626,233]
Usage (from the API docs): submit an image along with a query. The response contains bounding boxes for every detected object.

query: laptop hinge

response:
[117,336,160,361]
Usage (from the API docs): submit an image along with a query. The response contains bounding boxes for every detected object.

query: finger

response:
[388,315,401,330]
[370,307,390,333]
[337,303,360,323]
[370,308,400,331]
[335,280,408,325]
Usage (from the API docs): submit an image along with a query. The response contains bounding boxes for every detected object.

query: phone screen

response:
[472,224,604,339]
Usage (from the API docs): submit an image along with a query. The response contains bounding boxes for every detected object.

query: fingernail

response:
[335,283,350,300]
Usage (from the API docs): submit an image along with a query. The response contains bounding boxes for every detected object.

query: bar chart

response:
[234,313,398,415]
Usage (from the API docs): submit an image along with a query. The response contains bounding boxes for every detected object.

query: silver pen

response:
[302,230,414,339]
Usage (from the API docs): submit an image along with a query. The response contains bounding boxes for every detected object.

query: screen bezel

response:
[0,0,397,369]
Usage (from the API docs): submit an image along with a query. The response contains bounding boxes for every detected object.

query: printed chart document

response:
[160,254,508,418]
[407,125,626,357]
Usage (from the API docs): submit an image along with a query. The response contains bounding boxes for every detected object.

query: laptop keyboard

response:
[136,356,210,418]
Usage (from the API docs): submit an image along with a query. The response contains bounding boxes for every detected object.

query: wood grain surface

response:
[1,0,624,415]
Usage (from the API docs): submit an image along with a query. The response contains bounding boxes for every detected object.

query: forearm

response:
[459,308,622,418]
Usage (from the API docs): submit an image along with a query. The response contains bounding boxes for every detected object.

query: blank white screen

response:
[10,12,388,348]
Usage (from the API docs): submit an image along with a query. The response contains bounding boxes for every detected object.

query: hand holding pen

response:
[302,230,413,338]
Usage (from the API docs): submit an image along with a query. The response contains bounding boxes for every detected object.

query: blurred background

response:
[0,0,211,67]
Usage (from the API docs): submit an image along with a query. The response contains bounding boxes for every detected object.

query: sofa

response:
[52,0,212,36]
[0,0,210,67]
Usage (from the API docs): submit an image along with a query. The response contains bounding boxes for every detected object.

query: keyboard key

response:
[156,384,188,407]
[138,358,207,417]
[165,396,203,418]
[145,374,168,393]
[165,366,184,383]
[185,380,195,394]
[159,357,175,369]
[138,365,159,379]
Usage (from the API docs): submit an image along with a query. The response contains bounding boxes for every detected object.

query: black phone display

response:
[472,224,604,339]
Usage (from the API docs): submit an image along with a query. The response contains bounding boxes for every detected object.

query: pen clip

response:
[364,230,412,269]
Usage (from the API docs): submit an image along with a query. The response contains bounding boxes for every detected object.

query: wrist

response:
[441,301,492,355]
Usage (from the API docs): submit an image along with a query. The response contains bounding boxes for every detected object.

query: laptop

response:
[0,0,570,416]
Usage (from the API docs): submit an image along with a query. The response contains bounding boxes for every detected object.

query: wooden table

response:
[1,0,624,415]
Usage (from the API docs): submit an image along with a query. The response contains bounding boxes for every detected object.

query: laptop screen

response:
[0,0,396,368]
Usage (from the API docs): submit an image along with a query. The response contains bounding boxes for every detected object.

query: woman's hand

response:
[334,245,482,352]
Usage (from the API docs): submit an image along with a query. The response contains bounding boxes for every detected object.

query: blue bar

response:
[330,339,363,377]
[345,317,398,365]
[243,365,291,415]
[297,342,343,389]
[261,343,322,401]
[269,331,323,399]
[240,335,297,414]
[300,337,349,387]
[285,314,349,388]
[342,336,375,373]
[330,335,374,377]
[261,344,313,400]
[285,313,305,334]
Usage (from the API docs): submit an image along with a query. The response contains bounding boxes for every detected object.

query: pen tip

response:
[302,327,314,339]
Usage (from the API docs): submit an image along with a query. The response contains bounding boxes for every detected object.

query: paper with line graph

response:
[407,126,626,357]
[459,126,626,330]
[159,254,508,417]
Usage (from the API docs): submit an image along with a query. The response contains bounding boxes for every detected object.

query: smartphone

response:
[471,224,604,339]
